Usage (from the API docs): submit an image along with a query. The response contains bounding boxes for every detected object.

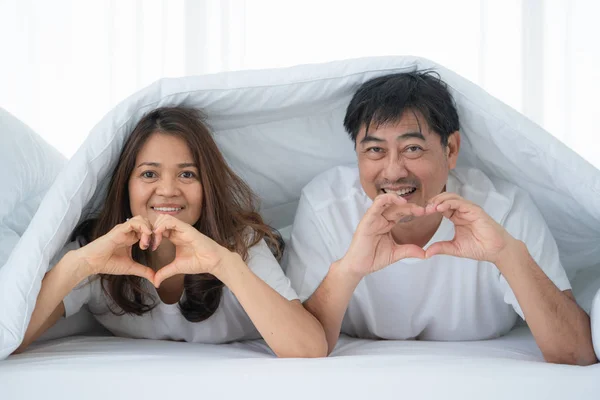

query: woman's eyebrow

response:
[136,162,160,168]
[135,162,197,168]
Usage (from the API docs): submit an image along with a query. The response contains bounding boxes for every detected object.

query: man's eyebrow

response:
[397,132,426,141]
[360,135,385,144]
[359,131,425,144]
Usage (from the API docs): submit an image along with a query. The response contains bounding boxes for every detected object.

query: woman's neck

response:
[148,239,185,304]
[148,239,176,271]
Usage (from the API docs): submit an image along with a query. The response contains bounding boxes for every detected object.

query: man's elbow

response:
[544,346,598,366]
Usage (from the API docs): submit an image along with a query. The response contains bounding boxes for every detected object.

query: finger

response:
[115,258,156,282]
[392,244,426,263]
[128,216,154,234]
[123,219,153,243]
[151,231,162,251]
[153,263,180,288]
[435,199,475,214]
[153,217,191,245]
[153,215,180,236]
[382,203,425,222]
[425,241,460,258]
[112,226,142,248]
[425,193,463,213]
[139,232,152,250]
[366,193,408,220]
[433,199,481,223]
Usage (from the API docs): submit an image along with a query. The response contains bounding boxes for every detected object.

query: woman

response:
[16,107,327,357]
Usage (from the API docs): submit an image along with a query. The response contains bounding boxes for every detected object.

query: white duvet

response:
[0,56,599,397]
[2,327,600,399]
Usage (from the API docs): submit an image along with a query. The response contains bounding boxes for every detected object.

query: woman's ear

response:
[446,131,461,169]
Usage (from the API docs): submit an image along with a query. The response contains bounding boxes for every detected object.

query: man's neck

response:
[390,212,444,248]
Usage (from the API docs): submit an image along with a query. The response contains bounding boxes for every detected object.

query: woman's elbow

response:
[274,331,328,359]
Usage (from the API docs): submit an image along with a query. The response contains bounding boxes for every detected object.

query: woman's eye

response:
[180,171,196,179]
[142,171,156,179]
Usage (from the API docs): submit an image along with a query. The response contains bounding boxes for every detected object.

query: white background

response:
[0,0,598,168]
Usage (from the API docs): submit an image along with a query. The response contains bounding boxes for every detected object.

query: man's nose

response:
[382,156,409,181]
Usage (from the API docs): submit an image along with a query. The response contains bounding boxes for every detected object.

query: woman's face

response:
[128,132,203,226]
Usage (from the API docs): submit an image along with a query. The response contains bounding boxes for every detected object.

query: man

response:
[284,71,597,365]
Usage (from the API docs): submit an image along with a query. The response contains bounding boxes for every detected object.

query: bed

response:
[1,326,599,399]
[1,56,599,398]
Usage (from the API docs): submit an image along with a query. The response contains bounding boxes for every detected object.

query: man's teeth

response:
[153,207,182,212]
[383,188,416,196]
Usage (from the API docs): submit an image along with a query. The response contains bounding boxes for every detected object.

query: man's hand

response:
[424,193,515,263]
[340,193,426,278]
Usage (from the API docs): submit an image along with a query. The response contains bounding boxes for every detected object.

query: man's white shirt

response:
[284,166,571,341]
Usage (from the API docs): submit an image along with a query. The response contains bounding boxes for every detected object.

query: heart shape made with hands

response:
[373,191,505,264]
[103,215,225,289]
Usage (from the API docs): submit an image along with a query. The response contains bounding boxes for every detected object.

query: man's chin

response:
[397,215,416,224]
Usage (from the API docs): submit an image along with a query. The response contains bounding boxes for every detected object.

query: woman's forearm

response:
[216,254,327,358]
[14,250,90,353]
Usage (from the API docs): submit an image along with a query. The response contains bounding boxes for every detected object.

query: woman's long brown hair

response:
[73,107,283,322]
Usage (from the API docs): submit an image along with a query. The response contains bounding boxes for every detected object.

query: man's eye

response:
[180,171,196,179]
[141,171,156,179]
[367,147,383,153]
[406,146,423,153]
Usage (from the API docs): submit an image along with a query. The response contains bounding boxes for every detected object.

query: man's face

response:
[356,110,460,208]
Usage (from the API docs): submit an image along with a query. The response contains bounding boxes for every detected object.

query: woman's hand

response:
[152,214,232,288]
[74,215,156,282]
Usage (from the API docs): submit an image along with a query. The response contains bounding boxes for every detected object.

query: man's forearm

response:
[496,240,597,365]
[304,260,363,354]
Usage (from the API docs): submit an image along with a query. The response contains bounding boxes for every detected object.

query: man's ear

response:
[446,131,461,169]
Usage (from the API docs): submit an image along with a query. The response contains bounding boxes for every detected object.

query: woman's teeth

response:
[153,207,182,212]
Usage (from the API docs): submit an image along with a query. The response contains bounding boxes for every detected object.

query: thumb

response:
[153,262,180,289]
[425,241,459,258]
[392,244,426,263]
[118,257,156,282]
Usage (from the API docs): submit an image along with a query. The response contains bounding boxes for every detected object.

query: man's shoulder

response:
[301,164,364,209]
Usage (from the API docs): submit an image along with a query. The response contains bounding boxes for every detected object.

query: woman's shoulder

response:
[245,238,282,269]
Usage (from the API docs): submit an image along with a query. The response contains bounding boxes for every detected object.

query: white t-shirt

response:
[284,165,571,341]
[55,238,298,343]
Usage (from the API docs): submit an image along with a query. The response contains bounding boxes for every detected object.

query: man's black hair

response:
[343,70,459,146]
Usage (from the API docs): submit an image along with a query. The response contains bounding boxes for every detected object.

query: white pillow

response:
[1,56,599,358]
[592,288,600,360]
[0,108,70,348]
[0,108,66,265]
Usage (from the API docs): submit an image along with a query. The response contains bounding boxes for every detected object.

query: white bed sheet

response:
[2,327,598,399]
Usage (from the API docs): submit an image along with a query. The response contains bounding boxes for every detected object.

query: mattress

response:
[1,327,598,399]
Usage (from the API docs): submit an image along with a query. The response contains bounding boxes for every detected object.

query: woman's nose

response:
[156,177,180,196]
